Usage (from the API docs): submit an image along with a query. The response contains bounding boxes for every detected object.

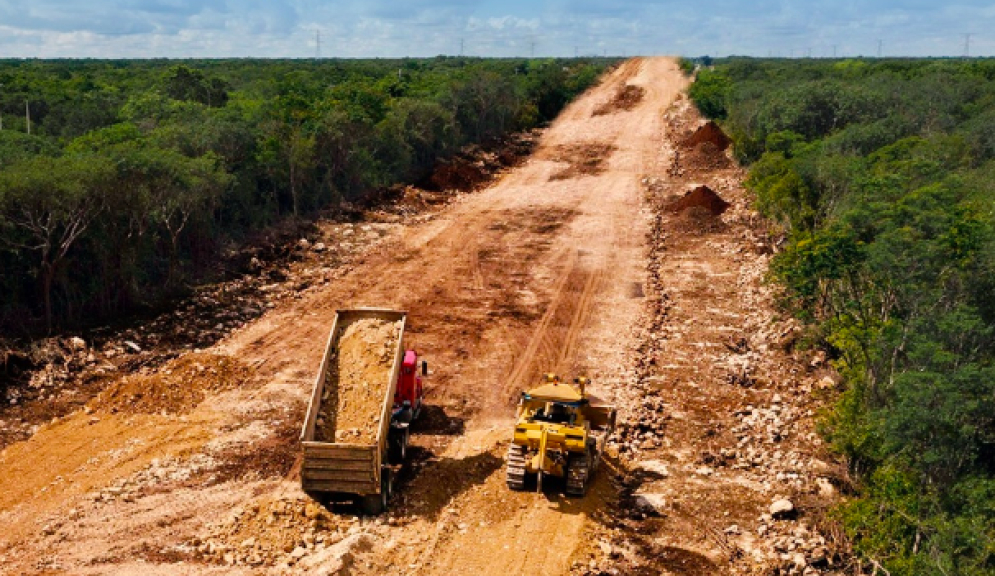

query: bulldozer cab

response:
[533,401,574,424]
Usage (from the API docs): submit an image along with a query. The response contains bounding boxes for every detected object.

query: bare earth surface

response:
[0,58,845,576]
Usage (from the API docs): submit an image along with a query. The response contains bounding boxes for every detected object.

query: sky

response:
[1,0,994,59]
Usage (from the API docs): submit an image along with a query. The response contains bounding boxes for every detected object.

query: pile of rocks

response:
[190,496,369,569]
[613,395,668,454]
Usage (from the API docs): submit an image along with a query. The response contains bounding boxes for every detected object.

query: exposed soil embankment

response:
[315,318,402,444]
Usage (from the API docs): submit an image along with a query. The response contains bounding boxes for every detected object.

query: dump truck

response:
[506,374,616,495]
[300,308,426,514]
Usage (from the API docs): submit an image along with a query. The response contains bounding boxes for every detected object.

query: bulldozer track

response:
[506,443,527,490]
[565,452,591,496]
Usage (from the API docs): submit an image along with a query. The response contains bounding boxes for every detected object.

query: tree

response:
[162,65,230,107]
[0,155,112,332]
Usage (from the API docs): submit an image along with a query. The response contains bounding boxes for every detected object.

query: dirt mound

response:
[195,494,352,568]
[668,122,733,176]
[315,318,402,444]
[672,205,728,235]
[429,157,488,191]
[683,121,731,151]
[548,142,616,180]
[88,353,251,415]
[671,185,730,215]
[593,84,646,116]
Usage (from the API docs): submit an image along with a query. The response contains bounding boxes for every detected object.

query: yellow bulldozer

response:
[506,374,616,495]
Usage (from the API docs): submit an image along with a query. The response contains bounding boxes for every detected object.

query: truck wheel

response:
[389,427,409,463]
[400,427,409,460]
[360,470,391,515]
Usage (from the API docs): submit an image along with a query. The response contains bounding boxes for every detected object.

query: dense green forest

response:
[0,57,612,334]
[689,58,995,575]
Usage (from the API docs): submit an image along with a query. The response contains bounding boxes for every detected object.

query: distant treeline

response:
[689,58,995,575]
[0,57,614,334]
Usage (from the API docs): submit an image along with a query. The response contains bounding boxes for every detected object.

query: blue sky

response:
[0,0,993,58]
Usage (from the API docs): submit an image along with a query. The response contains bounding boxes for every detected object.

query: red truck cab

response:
[393,350,424,418]
[388,350,426,462]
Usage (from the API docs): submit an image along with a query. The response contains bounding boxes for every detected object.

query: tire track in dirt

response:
[504,247,579,395]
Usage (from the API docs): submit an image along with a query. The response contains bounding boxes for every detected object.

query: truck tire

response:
[389,427,409,463]
[360,469,392,515]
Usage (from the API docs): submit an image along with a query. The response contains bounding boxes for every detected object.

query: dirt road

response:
[0,58,843,575]
[0,56,684,575]
[217,56,687,575]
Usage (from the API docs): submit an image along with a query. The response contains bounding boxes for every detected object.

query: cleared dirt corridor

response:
[0,59,695,575]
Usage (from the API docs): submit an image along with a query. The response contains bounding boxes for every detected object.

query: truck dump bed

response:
[300,308,407,496]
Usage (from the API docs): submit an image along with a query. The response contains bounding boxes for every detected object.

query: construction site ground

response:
[0,58,846,576]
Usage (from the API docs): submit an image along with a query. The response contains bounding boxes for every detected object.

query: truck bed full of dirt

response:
[314,317,401,445]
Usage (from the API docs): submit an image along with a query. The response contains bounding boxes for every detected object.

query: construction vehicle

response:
[506,374,616,495]
[300,308,426,514]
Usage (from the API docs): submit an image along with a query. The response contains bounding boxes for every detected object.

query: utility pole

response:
[574,46,578,58]
[832,45,838,58]
[964,33,973,57]
[316,30,321,60]
[877,39,883,58]
[530,39,535,58]
[460,38,464,56]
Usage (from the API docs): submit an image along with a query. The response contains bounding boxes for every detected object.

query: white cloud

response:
[0,0,992,57]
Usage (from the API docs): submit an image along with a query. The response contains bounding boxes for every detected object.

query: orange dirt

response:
[683,120,732,150]
[88,353,252,416]
[315,317,402,444]
[546,142,617,181]
[593,84,646,116]
[671,185,731,215]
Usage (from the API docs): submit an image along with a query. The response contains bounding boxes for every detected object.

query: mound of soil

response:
[197,495,350,566]
[593,84,646,116]
[671,185,730,216]
[672,205,728,235]
[683,141,733,172]
[429,157,488,191]
[315,318,402,444]
[549,142,617,180]
[683,121,731,151]
[88,353,251,415]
